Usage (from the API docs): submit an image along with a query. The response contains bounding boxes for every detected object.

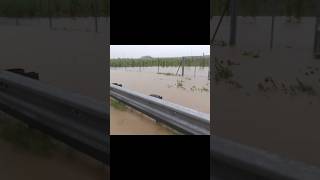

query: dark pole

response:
[314,1,320,58]
[229,0,237,46]
[48,0,53,29]
[270,16,275,50]
[93,0,99,33]
[208,54,210,80]
[182,57,185,76]
[106,0,110,44]
[270,0,276,50]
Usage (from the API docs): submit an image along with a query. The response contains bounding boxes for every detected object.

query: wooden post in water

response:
[270,16,275,50]
[270,0,276,50]
[193,57,197,79]
[93,0,99,33]
[182,57,185,76]
[158,58,160,73]
[229,0,237,46]
[48,0,53,29]
[208,55,210,80]
[314,0,320,58]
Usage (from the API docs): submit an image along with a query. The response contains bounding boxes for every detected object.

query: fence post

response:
[194,57,197,78]
[270,0,276,50]
[229,0,237,46]
[314,1,320,58]
[93,0,99,32]
[182,57,185,76]
[158,58,160,73]
[208,56,210,80]
[48,0,53,29]
[270,16,275,50]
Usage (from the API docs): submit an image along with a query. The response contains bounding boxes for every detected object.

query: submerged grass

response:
[214,57,233,81]
[157,72,175,76]
[110,98,127,111]
[190,85,209,92]
[175,79,185,89]
[242,50,260,58]
[0,120,58,157]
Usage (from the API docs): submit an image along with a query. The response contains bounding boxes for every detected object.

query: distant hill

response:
[140,56,153,59]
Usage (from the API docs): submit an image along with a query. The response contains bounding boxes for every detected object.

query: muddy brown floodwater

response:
[0,139,108,180]
[110,68,210,135]
[0,18,109,179]
[213,16,320,167]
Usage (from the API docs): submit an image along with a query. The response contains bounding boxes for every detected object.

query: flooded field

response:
[213,16,320,167]
[0,17,108,101]
[0,18,109,178]
[0,139,107,180]
[110,67,210,134]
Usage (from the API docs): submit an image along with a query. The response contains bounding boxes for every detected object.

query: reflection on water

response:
[110,67,210,134]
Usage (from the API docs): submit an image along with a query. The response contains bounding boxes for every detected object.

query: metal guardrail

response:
[110,84,210,135]
[212,136,320,180]
[0,70,109,164]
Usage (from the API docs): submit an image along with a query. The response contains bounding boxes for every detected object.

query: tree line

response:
[110,57,210,68]
[0,0,108,17]
[213,0,316,17]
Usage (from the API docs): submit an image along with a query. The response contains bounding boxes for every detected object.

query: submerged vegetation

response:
[0,118,58,156]
[157,72,175,76]
[175,79,185,89]
[242,50,260,59]
[257,76,317,96]
[110,98,127,111]
[190,85,209,92]
[110,56,210,68]
[214,57,233,81]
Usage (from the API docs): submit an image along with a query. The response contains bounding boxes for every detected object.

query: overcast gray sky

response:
[110,45,210,58]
